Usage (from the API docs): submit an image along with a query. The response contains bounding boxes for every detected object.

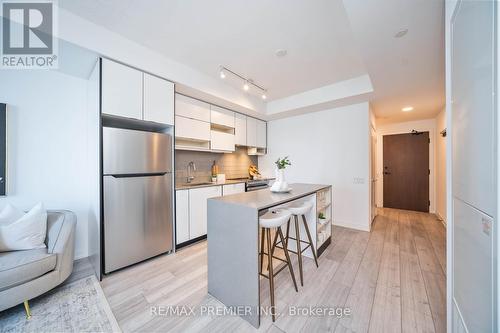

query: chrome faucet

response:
[187,161,196,183]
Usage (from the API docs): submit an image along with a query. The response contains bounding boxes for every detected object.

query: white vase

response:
[276,168,284,183]
[271,168,288,191]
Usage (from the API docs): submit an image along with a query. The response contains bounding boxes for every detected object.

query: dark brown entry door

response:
[383,132,429,212]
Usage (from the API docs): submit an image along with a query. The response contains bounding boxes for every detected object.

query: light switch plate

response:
[353,177,365,184]
[482,216,492,236]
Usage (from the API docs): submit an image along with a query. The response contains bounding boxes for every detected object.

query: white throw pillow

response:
[0,203,24,226]
[0,203,47,252]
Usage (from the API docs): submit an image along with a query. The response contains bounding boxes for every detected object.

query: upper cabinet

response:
[234,113,247,146]
[173,94,266,154]
[210,130,235,152]
[175,94,210,122]
[210,105,234,128]
[101,58,174,126]
[246,117,257,147]
[174,94,211,151]
[256,120,267,149]
[143,73,174,125]
[175,116,211,142]
[101,58,143,120]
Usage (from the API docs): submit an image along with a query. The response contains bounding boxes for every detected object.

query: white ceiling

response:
[59,0,366,101]
[59,0,445,122]
[343,0,445,123]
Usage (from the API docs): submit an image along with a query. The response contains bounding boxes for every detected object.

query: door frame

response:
[375,119,436,213]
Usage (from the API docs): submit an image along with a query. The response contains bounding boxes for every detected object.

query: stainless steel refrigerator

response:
[103,127,173,273]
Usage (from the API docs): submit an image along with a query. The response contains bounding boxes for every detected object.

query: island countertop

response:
[209,183,330,210]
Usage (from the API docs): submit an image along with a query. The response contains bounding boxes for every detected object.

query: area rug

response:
[0,275,121,333]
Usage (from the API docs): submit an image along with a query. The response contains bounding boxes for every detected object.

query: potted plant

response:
[271,156,291,192]
[318,212,327,224]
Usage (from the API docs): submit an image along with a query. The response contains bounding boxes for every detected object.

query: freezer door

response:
[103,127,172,175]
[104,174,173,273]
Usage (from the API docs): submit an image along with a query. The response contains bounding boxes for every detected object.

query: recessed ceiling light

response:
[402,106,414,112]
[275,49,287,58]
[394,29,408,38]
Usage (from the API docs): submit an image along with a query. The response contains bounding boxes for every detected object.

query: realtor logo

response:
[1,0,58,68]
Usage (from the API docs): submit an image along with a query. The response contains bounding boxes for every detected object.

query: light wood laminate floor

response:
[99,208,446,333]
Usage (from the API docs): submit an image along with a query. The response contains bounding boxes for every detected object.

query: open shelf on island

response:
[315,187,332,257]
[317,202,332,212]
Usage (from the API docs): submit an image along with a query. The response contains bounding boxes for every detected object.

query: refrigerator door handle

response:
[109,172,168,178]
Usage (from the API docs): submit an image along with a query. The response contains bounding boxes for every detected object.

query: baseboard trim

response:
[435,212,447,227]
[333,220,370,232]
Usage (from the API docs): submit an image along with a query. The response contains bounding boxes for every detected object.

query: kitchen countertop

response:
[175,179,247,190]
[209,183,330,210]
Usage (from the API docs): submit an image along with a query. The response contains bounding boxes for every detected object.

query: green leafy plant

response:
[275,156,291,170]
[318,212,326,219]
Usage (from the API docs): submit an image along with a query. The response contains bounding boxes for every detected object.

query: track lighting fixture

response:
[218,65,268,99]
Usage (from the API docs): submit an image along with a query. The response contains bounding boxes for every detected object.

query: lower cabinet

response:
[222,183,245,196]
[175,190,190,244]
[175,185,222,246]
[189,186,222,239]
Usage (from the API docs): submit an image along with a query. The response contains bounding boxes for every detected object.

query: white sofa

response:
[0,210,76,315]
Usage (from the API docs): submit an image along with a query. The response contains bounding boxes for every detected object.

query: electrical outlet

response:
[353,177,365,184]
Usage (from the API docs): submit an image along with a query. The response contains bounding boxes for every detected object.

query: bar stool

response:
[274,201,318,287]
[259,209,298,322]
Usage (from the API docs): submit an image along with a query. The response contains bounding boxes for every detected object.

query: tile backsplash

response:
[175,147,258,184]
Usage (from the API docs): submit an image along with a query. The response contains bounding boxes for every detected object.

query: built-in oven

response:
[246,179,271,192]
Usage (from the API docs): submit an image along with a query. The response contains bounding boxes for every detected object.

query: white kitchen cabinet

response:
[143,73,174,125]
[175,94,211,122]
[101,58,143,120]
[246,117,257,147]
[256,120,267,149]
[175,116,211,142]
[211,105,235,128]
[234,113,247,146]
[223,183,245,196]
[189,186,222,239]
[175,190,190,244]
[210,130,235,152]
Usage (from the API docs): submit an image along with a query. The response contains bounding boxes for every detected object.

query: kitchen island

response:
[207,183,332,327]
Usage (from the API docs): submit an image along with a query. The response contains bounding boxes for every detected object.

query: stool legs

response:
[283,213,319,287]
[302,215,319,268]
[260,227,265,273]
[266,228,276,322]
[268,231,279,271]
[294,216,304,286]
[278,227,298,292]
[284,218,291,248]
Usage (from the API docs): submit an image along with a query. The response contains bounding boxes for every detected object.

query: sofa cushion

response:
[0,203,47,252]
[0,248,56,291]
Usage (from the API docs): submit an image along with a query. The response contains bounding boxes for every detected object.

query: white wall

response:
[435,108,447,223]
[0,68,96,259]
[375,118,437,213]
[259,102,372,231]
